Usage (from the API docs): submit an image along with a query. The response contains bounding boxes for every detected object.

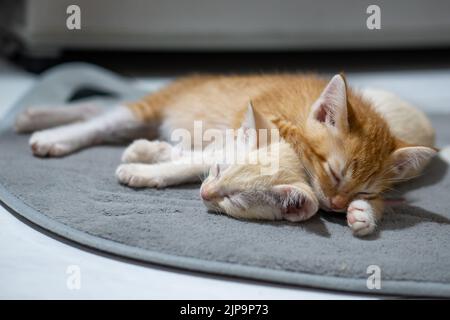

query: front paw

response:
[275,185,319,222]
[29,130,75,157]
[115,164,167,188]
[347,200,377,237]
[121,139,172,163]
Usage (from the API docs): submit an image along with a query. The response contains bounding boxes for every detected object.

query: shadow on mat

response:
[380,155,450,231]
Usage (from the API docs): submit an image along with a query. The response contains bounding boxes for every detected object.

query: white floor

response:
[3,208,371,299]
[0,59,372,299]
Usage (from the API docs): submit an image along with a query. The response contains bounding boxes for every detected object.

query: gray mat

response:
[1,63,450,298]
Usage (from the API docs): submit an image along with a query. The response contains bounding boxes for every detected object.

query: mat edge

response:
[2,183,450,298]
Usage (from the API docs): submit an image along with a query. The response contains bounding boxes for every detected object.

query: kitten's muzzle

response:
[200,186,222,201]
[319,195,348,212]
[330,195,348,212]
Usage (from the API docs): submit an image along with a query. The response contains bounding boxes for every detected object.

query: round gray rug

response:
[1,63,450,297]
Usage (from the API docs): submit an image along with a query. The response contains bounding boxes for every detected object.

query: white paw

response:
[115,164,168,188]
[121,139,172,164]
[29,130,76,157]
[347,200,377,237]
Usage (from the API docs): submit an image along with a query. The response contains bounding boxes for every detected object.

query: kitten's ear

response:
[272,185,318,222]
[237,101,278,150]
[309,74,348,133]
[237,102,258,150]
[389,146,437,178]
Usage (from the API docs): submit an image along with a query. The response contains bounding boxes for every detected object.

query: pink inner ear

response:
[315,104,328,123]
[315,103,335,126]
[273,186,318,222]
[280,195,315,222]
[284,197,306,215]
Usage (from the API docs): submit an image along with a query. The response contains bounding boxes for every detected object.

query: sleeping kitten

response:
[117,105,319,222]
[15,74,437,236]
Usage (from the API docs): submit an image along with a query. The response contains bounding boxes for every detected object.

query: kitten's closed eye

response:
[356,191,378,199]
[326,163,341,185]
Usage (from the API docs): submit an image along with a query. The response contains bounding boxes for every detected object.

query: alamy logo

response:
[66,5,81,30]
[170,122,281,175]
[66,265,81,290]
[366,265,381,289]
[366,5,381,30]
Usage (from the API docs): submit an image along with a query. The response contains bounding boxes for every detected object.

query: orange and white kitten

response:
[117,105,318,223]
[15,74,437,236]
[200,141,318,223]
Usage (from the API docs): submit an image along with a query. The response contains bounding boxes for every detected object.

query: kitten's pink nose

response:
[200,188,211,201]
[200,187,218,201]
[331,195,347,210]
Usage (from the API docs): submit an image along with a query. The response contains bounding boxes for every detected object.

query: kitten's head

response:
[200,104,318,222]
[297,74,437,212]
